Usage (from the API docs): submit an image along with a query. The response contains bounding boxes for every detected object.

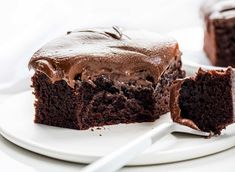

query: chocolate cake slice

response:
[170,67,235,135]
[201,0,235,67]
[29,26,185,130]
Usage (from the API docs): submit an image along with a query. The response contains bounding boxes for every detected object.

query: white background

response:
[0,0,235,171]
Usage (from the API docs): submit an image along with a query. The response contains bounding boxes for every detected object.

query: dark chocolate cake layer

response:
[29,27,185,130]
[170,68,235,135]
[201,0,235,67]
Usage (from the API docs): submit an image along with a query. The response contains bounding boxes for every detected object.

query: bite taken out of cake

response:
[170,67,235,135]
[28,26,185,130]
[201,0,235,67]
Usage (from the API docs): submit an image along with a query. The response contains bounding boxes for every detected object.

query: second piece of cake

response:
[201,0,235,67]
[170,67,235,135]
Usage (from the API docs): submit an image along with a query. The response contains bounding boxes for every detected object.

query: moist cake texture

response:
[201,0,235,67]
[170,68,235,135]
[29,26,185,130]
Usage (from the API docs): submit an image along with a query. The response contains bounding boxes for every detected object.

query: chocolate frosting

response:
[201,0,235,21]
[29,26,180,88]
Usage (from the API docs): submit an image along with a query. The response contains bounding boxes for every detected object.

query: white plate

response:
[0,91,235,165]
[168,27,226,75]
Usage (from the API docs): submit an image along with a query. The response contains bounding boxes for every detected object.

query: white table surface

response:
[0,0,235,171]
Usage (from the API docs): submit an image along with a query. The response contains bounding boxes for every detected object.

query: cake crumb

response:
[91,128,94,131]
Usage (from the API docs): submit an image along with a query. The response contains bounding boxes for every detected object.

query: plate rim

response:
[0,91,235,165]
